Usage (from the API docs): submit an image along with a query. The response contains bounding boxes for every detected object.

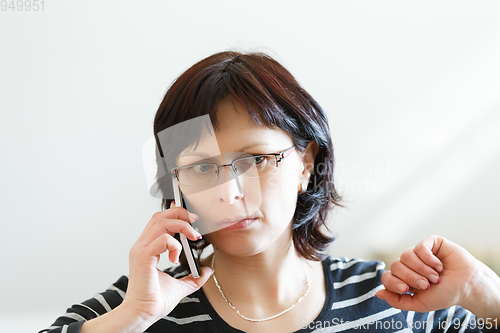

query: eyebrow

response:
[179,151,211,158]
[179,143,271,157]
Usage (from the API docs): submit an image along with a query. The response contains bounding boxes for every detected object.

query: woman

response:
[40,51,500,333]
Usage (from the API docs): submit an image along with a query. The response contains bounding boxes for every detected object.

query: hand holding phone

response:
[123,207,211,328]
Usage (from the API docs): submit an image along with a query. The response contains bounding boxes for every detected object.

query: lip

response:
[218,215,255,225]
[220,218,257,231]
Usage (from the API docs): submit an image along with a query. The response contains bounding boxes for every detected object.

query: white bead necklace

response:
[211,255,311,322]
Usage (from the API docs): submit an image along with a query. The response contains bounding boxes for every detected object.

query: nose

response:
[216,167,244,204]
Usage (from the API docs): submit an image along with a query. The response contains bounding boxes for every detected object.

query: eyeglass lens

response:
[177,154,278,188]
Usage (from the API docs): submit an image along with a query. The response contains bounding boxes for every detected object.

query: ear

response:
[300,140,319,184]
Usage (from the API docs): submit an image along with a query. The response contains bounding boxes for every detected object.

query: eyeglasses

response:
[171,146,296,188]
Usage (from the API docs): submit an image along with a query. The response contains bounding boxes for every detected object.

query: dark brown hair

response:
[153,51,342,267]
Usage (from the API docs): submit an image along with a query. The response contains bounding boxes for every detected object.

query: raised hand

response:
[124,206,213,322]
[81,206,213,333]
[375,235,500,321]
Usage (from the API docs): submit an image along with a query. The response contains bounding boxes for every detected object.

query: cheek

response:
[261,174,297,197]
[259,173,299,220]
[262,158,302,197]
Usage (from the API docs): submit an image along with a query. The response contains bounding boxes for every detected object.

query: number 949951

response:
[1,0,44,11]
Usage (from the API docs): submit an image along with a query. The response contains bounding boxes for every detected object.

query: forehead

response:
[209,99,293,151]
[176,100,294,163]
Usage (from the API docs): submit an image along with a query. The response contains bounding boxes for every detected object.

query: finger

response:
[399,248,441,285]
[150,233,181,258]
[142,219,202,246]
[138,233,182,266]
[381,270,409,294]
[413,236,444,273]
[375,289,426,313]
[170,202,200,221]
[139,208,200,242]
[176,266,214,298]
[390,258,430,291]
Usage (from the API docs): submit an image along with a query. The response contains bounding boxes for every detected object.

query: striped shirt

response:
[39,257,492,333]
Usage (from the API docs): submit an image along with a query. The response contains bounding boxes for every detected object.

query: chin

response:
[207,232,270,257]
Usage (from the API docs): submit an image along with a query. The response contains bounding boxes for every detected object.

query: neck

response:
[207,239,310,316]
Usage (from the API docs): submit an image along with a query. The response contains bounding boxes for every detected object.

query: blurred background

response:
[1,0,499,331]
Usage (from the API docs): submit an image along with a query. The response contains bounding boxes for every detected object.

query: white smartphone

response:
[172,173,201,279]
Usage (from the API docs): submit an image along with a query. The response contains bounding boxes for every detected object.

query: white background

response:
[1,1,500,331]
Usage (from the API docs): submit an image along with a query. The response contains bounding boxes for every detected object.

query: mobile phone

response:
[172,174,201,278]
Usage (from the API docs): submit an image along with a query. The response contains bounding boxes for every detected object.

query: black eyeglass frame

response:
[170,145,297,180]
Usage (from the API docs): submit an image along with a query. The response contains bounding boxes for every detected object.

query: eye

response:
[189,163,214,174]
[254,156,265,164]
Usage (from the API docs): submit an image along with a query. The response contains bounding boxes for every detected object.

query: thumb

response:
[176,266,214,297]
[375,289,417,312]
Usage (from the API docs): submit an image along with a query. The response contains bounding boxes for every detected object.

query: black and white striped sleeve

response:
[38,275,128,333]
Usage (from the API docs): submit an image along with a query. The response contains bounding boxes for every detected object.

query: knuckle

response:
[176,207,190,218]
[414,242,427,253]
[173,239,182,252]
[400,250,412,262]
[162,233,180,249]
[158,233,169,241]
[162,218,189,234]
[159,234,172,249]
[415,264,428,275]
[390,260,400,271]
[413,241,423,250]
[129,244,140,258]
[156,217,176,230]
[180,221,193,232]
[404,272,415,284]
[414,246,432,261]
[419,250,432,261]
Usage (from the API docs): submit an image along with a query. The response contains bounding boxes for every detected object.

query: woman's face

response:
[176,99,316,257]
